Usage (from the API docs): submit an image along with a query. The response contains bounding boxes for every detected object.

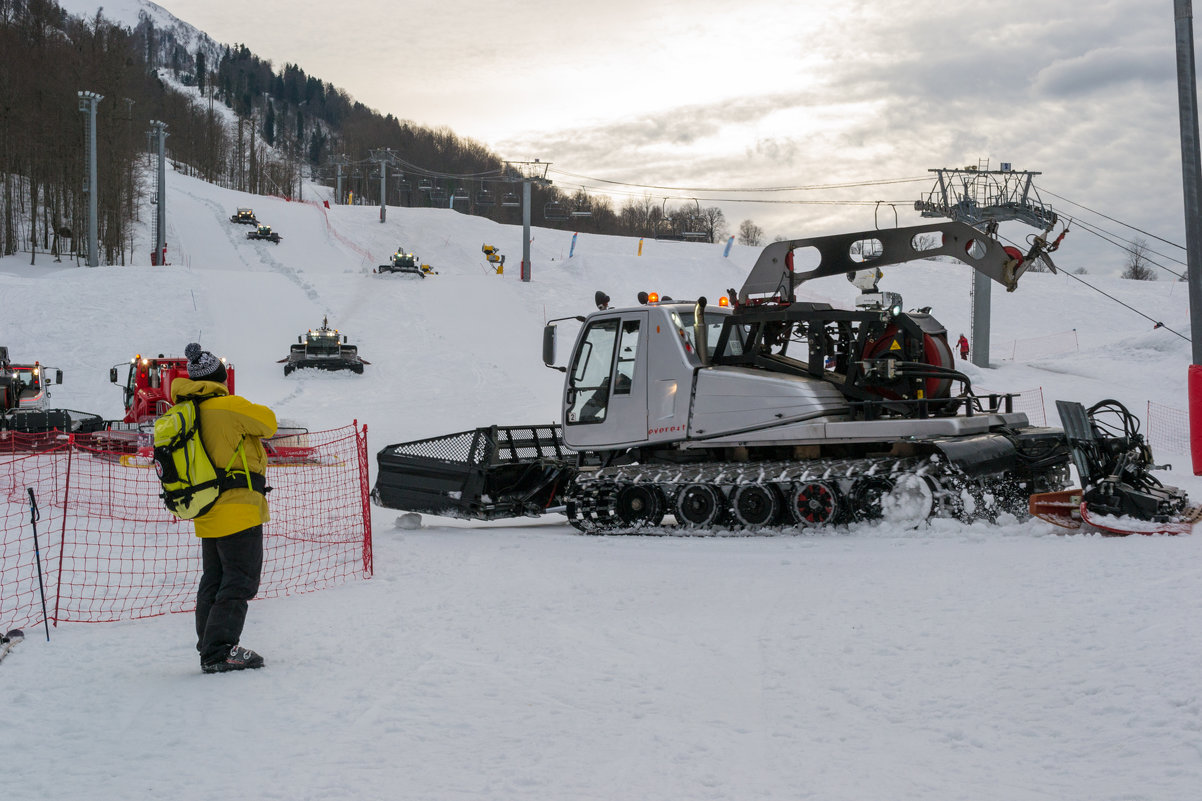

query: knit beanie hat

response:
[185,342,227,383]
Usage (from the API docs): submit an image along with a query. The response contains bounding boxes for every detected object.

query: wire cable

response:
[1035,184,1185,251]
[992,230,1189,341]
[1067,218,1186,279]
[546,169,930,194]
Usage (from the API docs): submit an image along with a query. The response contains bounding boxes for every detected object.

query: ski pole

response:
[26,488,50,642]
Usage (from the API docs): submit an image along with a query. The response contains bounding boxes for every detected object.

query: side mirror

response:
[55,369,63,384]
[109,367,118,384]
[542,324,557,367]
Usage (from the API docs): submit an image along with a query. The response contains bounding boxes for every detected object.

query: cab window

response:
[613,320,640,395]
[567,319,619,424]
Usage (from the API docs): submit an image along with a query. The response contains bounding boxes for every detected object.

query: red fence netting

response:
[1146,400,1190,458]
[978,386,1047,427]
[0,424,372,632]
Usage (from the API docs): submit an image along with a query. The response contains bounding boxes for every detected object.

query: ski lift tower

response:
[369,148,399,223]
[330,154,350,205]
[916,163,1058,367]
[77,91,103,267]
[505,159,552,282]
[148,120,169,266]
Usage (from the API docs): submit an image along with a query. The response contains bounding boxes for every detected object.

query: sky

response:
[67,0,1195,275]
[1,156,1200,800]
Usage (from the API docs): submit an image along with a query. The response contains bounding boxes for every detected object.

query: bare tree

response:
[737,219,763,246]
[1121,237,1157,281]
[697,206,727,244]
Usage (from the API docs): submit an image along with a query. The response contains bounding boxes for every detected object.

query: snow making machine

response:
[371,221,1194,535]
[281,316,368,375]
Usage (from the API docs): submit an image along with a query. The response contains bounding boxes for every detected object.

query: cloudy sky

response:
[142,0,1192,275]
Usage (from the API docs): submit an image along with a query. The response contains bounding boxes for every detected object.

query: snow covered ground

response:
[1,168,1200,801]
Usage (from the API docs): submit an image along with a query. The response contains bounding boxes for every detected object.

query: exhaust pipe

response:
[694,296,708,365]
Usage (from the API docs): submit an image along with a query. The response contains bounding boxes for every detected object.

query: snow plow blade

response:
[1078,503,1200,536]
[1029,399,1196,535]
[1029,489,1083,529]
[371,424,572,520]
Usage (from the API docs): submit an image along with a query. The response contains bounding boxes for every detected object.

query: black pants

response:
[196,525,263,665]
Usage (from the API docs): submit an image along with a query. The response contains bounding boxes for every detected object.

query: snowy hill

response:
[1,167,1200,801]
[56,0,227,70]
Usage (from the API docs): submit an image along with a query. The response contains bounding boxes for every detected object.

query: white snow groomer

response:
[281,317,368,376]
[371,221,1192,535]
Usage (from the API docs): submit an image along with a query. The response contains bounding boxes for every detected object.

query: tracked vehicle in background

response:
[246,224,281,243]
[372,221,1192,535]
[0,347,103,442]
[229,208,257,225]
[378,248,434,277]
[281,317,368,375]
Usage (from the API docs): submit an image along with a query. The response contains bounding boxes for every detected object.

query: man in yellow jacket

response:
[174,342,278,674]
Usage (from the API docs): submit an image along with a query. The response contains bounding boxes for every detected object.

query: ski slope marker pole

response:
[27,488,50,642]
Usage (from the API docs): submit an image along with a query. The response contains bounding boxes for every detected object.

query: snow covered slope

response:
[0,167,1199,801]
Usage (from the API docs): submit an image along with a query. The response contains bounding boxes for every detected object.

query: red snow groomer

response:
[107,353,319,465]
[110,353,235,424]
[0,347,104,451]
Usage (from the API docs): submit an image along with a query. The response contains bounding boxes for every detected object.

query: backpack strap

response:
[220,435,271,495]
[187,398,271,496]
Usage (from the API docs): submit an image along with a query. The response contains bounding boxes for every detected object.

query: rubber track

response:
[564,454,1039,534]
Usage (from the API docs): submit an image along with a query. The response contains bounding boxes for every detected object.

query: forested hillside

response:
[0,0,728,267]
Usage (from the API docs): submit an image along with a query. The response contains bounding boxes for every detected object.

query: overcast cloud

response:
[122,0,1200,275]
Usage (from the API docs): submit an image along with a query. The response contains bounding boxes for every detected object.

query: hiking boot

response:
[201,645,265,674]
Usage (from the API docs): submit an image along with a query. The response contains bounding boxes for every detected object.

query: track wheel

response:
[880,474,934,526]
[675,483,727,528]
[566,485,617,534]
[788,481,841,526]
[849,476,895,521]
[613,484,665,530]
[731,484,781,528]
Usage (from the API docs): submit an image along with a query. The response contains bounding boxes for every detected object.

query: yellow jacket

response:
[169,377,278,538]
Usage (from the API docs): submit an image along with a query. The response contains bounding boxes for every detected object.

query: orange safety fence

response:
[0,424,372,632]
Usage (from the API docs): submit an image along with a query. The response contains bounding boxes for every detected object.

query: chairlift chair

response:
[476,190,495,206]
[544,202,569,222]
[501,191,520,207]
[417,178,433,191]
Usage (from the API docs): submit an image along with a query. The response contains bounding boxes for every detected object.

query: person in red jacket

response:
[957,333,970,360]
[173,342,278,674]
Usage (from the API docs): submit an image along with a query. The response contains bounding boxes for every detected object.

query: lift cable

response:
[545,169,931,194]
[1035,184,1186,251]
[1067,217,1186,279]
[995,229,1188,341]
